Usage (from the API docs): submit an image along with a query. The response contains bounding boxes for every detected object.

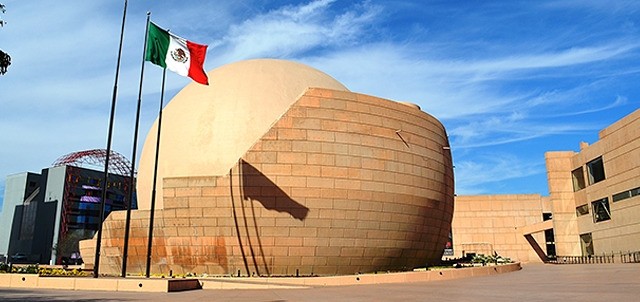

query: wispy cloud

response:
[452,43,639,76]
[450,121,599,149]
[541,0,640,13]
[454,154,546,194]
[211,0,382,62]
[539,95,629,118]
[1,0,639,202]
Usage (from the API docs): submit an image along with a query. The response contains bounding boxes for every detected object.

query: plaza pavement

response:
[0,263,638,301]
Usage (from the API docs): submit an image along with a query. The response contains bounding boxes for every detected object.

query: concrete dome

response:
[137,59,349,209]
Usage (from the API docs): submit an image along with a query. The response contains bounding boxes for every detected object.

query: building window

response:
[571,167,586,191]
[591,197,611,223]
[586,157,605,185]
[580,233,594,256]
[576,204,589,217]
[612,186,640,202]
[544,229,556,257]
[542,213,553,221]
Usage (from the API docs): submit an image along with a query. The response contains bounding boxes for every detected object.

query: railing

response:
[620,251,640,263]
[547,251,640,264]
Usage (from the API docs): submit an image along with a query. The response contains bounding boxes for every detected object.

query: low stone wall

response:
[200,262,522,289]
[0,274,200,292]
[0,263,522,291]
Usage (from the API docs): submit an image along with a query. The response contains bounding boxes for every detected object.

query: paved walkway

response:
[1,264,639,301]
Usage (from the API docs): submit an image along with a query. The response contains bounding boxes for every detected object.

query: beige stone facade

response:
[549,109,640,255]
[451,195,551,263]
[453,109,640,262]
[80,60,454,276]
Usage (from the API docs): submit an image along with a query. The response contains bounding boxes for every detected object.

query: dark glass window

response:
[587,157,605,185]
[544,229,556,256]
[580,233,594,256]
[571,167,586,191]
[612,186,640,202]
[592,197,611,223]
[576,204,589,217]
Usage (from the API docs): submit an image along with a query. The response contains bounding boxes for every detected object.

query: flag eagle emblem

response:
[170,48,188,63]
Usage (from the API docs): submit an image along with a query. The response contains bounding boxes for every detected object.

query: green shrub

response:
[0,262,9,273]
[38,267,89,277]
[12,264,39,274]
[471,253,513,265]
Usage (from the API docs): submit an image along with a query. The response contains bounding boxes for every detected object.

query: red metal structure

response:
[51,149,132,176]
[50,149,133,264]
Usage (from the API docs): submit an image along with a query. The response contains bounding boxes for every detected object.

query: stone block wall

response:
[80,88,454,276]
[451,194,548,263]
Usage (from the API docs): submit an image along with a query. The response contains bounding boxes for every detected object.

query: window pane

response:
[571,167,586,191]
[613,186,640,202]
[580,233,594,256]
[587,157,605,185]
[576,204,589,216]
[592,197,611,223]
[612,191,631,202]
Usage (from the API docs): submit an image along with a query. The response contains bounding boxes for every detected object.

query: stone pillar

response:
[545,151,581,256]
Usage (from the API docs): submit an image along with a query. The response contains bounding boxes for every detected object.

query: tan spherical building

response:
[137,59,349,210]
[81,59,454,276]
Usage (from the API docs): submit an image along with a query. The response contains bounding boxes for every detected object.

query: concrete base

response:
[0,274,202,292]
[200,263,522,289]
[0,263,521,292]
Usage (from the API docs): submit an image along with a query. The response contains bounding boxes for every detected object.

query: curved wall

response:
[81,60,454,276]
[82,86,454,276]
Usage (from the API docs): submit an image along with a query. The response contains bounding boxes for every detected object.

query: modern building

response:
[451,109,640,262]
[7,61,637,273]
[0,172,42,261]
[1,149,134,264]
[80,59,455,276]
[547,108,640,256]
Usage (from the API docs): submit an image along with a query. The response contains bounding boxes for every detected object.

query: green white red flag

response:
[146,22,209,85]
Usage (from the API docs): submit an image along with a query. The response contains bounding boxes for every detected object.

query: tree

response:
[0,50,10,75]
[0,3,10,75]
[0,3,5,27]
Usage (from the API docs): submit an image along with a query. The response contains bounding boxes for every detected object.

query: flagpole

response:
[145,67,166,278]
[121,11,150,278]
[94,0,127,279]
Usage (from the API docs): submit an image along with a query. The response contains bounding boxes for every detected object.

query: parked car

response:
[11,253,27,263]
[61,256,83,265]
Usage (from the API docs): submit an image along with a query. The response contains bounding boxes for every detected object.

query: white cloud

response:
[535,95,629,118]
[210,0,382,62]
[463,43,639,74]
[454,154,546,194]
[542,0,640,13]
[1,0,639,205]
[447,110,603,149]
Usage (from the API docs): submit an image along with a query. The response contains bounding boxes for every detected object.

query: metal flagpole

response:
[122,12,151,278]
[145,67,167,278]
[94,0,127,278]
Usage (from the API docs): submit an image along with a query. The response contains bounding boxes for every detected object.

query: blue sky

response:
[1,0,639,209]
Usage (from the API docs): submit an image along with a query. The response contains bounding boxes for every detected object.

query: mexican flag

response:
[146,22,209,85]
